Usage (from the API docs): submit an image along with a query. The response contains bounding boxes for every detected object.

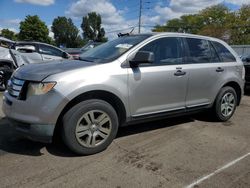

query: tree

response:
[198,4,230,39]
[229,5,250,44]
[0,29,17,40]
[52,16,84,48]
[152,4,250,44]
[19,15,51,43]
[81,12,107,42]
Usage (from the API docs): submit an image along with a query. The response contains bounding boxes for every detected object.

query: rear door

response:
[184,37,227,108]
[128,37,188,117]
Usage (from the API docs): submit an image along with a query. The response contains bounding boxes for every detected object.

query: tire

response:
[0,66,13,91]
[213,86,237,122]
[62,99,119,155]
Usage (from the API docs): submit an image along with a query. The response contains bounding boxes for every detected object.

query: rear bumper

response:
[7,118,55,143]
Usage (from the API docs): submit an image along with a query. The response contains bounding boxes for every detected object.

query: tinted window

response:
[139,37,183,65]
[209,41,220,62]
[39,45,63,57]
[212,41,236,62]
[186,38,214,63]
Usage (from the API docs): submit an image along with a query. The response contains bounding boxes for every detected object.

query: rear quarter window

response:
[211,41,236,62]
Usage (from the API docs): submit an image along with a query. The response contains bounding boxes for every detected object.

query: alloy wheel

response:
[221,92,236,117]
[75,110,112,148]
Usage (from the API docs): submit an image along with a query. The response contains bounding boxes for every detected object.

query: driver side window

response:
[139,37,183,65]
[39,45,63,57]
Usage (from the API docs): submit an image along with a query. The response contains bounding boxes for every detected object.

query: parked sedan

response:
[15,41,71,61]
[0,40,71,90]
[64,41,102,60]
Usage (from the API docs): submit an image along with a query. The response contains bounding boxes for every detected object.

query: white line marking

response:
[185,152,250,188]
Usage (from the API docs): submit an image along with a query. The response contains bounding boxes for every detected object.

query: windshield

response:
[79,35,151,63]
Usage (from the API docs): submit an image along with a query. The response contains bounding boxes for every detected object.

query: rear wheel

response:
[213,86,237,122]
[62,99,119,155]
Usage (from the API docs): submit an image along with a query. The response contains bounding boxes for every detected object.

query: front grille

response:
[7,77,25,98]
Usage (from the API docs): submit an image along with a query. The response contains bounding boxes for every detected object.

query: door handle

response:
[216,67,224,72]
[174,70,186,76]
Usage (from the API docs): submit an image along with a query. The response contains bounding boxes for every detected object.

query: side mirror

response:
[62,52,69,59]
[129,51,154,67]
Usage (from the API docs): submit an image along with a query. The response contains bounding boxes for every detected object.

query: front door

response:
[128,37,188,117]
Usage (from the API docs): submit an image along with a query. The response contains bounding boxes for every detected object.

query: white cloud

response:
[152,0,250,25]
[14,0,55,6]
[65,0,250,39]
[225,0,250,5]
[169,0,221,14]
[66,0,124,25]
[0,19,21,26]
[48,25,54,39]
[0,19,21,32]
[66,0,136,39]
[0,19,20,36]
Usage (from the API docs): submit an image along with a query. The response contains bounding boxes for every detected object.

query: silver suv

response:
[3,33,245,155]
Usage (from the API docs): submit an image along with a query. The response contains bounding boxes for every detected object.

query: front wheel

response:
[213,86,237,122]
[0,66,13,91]
[62,99,119,155]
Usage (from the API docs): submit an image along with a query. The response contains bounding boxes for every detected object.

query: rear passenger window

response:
[139,37,183,65]
[212,41,236,62]
[186,38,213,63]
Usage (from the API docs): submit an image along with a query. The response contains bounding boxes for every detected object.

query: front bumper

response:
[245,76,250,88]
[2,89,69,143]
[7,118,55,143]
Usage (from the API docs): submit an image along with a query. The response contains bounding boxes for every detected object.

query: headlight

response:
[27,82,56,97]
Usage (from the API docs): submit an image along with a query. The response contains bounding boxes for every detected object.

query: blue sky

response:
[0,0,249,38]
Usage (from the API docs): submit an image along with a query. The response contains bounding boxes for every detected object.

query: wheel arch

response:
[222,81,242,105]
[55,90,127,136]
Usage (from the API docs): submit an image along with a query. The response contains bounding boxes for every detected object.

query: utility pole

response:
[138,0,142,33]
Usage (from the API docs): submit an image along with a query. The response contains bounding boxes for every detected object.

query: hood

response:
[14,60,97,81]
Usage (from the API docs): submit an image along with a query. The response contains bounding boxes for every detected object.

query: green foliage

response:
[153,4,250,45]
[52,16,84,48]
[18,15,51,43]
[81,12,107,42]
[0,29,17,40]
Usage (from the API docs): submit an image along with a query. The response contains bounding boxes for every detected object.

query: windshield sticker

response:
[115,44,133,49]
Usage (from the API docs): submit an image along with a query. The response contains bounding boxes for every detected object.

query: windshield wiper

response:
[79,57,94,62]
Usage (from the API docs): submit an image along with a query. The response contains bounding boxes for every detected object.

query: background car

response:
[64,41,102,60]
[15,41,71,61]
[0,40,72,90]
[241,55,250,90]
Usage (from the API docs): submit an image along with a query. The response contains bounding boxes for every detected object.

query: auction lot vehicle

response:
[15,41,71,61]
[241,55,250,89]
[0,40,71,90]
[3,33,245,155]
[64,41,103,60]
